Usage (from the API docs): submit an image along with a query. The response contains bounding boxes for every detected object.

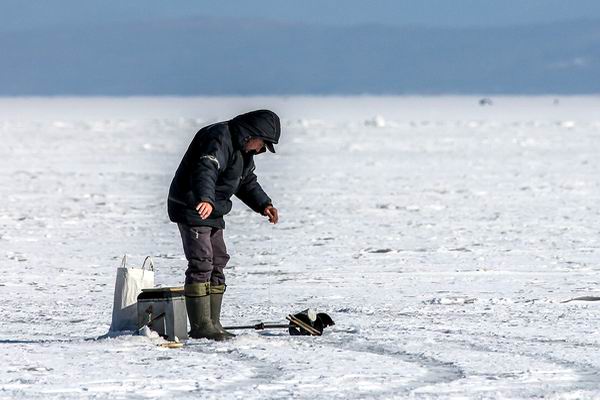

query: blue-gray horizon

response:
[0,9,599,95]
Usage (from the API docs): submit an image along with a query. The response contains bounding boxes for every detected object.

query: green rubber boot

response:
[184,282,227,341]
[210,284,236,338]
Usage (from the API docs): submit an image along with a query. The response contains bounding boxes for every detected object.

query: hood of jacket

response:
[229,110,281,150]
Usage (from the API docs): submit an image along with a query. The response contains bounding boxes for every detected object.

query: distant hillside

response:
[0,17,599,95]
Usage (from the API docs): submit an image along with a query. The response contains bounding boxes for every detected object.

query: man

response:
[168,109,280,341]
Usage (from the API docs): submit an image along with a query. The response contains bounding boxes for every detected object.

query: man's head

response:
[231,110,280,154]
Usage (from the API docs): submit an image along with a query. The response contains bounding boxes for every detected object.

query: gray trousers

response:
[177,224,230,285]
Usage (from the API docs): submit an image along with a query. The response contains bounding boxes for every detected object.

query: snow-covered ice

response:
[1,96,600,399]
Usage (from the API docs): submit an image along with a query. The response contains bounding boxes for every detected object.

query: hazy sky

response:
[2,0,598,95]
[2,0,600,31]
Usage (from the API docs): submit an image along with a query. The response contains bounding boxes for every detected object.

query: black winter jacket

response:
[168,110,280,228]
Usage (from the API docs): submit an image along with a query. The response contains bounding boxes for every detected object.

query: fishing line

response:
[267,232,273,308]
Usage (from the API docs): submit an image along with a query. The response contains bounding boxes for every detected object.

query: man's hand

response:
[264,205,279,224]
[196,201,213,220]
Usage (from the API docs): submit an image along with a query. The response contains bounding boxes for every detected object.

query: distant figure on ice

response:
[168,110,280,340]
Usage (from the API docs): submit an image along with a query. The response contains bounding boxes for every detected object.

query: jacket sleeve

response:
[235,166,272,214]
[190,133,230,208]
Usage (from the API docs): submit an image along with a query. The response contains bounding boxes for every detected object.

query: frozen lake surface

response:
[1,96,600,399]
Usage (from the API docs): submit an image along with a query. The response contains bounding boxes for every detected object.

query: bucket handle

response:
[141,256,155,271]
